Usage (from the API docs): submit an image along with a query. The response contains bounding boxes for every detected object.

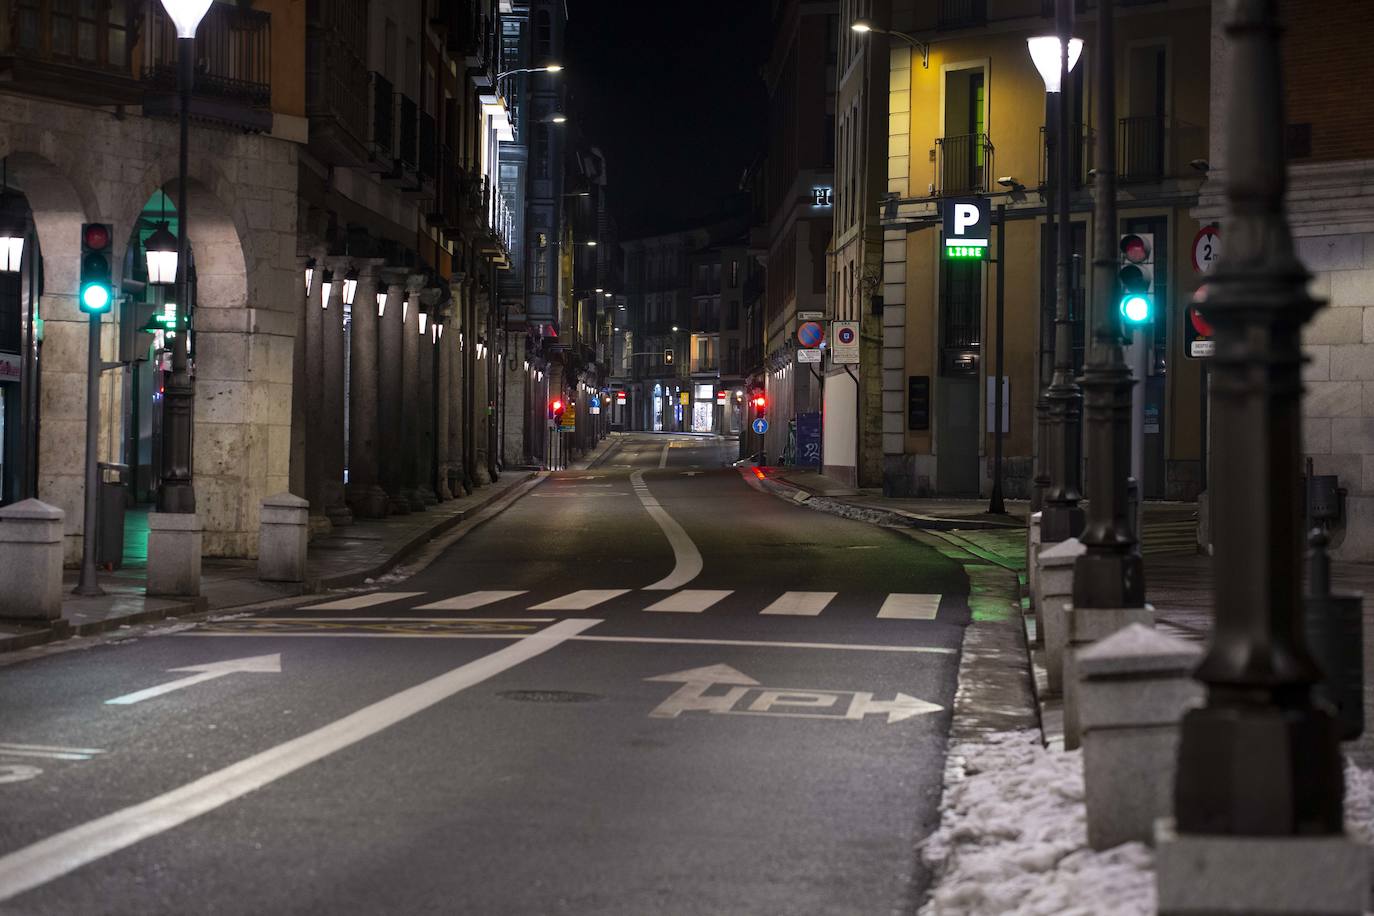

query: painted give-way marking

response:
[631,470,703,591]
[105,654,282,706]
[0,618,599,904]
[647,664,943,724]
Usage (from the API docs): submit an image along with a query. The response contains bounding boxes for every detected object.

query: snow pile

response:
[919,730,1154,916]
[1345,758,1374,848]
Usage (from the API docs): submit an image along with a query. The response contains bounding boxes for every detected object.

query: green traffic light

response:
[80,283,112,313]
[1120,294,1151,325]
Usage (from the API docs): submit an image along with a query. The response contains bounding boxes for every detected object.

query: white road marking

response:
[413,591,528,611]
[240,616,546,623]
[528,589,629,610]
[0,743,106,762]
[631,471,704,591]
[877,594,943,620]
[0,618,599,904]
[644,590,733,613]
[760,591,837,616]
[658,443,670,468]
[178,631,955,653]
[299,592,424,611]
[0,765,42,785]
[105,654,282,706]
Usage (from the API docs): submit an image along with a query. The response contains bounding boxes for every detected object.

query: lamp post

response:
[0,159,25,273]
[850,18,929,68]
[1031,1,1084,544]
[156,0,211,516]
[1071,0,1143,612]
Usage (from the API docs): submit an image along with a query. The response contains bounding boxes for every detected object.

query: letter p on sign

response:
[954,204,979,236]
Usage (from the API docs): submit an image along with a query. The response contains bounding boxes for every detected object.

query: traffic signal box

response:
[664,348,674,366]
[751,392,767,416]
[80,222,114,314]
[1118,233,1154,329]
[549,398,565,422]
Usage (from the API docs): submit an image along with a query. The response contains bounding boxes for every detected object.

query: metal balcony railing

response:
[1038,123,1094,188]
[1119,115,1166,181]
[144,1,271,107]
[396,94,418,169]
[936,133,994,195]
[306,29,367,149]
[418,112,438,181]
[938,0,986,29]
[368,72,395,160]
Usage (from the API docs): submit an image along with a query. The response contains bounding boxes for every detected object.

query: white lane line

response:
[644,590,733,614]
[877,594,943,620]
[0,618,600,905]
[0,743,105,762]
[299,592,424,611]
[413,591,528,611]
[528,589,630,611]
[658,443,670,468]
[243,616,547,623]
[631,470,704,591]
[760,591,838,616]
[176,632,956,654]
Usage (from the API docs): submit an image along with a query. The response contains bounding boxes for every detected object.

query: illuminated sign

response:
[812,187,834,207]
[942,197,990,261]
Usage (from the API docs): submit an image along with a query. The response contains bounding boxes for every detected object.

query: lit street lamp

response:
[144,221,178,285]
[1030,4,1085,543]
[156,0,211,517]
[341,267,358,308]
[850,17,930,68]
[0,161,26,273]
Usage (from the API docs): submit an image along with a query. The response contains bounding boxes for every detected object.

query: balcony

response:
[383,93,420,189]
[418,112,438,187]
[367,72,395,169]
[0,0,141,105]
[1038,123,1094,189]
[938,0,986,29]
[143,1,272,132]
[935,133,994,195]
[1117,115,1205,182]
[306,2,369,165]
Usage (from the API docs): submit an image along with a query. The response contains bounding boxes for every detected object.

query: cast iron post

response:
[1173,0,1343,835]
[1041,0,1084,543]
[1072,0,1142,609]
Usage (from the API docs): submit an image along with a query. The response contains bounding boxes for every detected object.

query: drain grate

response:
[498,690,604,704]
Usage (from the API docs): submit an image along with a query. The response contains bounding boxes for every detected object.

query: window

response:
[17,0,128,67]
[534,10,551,60]
[940,256,981,353]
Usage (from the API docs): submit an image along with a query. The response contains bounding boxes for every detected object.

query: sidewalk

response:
[0,436,619,656]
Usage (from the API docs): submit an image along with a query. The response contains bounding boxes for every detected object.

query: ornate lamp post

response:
[155,0,212,515]
[0,160,26,273]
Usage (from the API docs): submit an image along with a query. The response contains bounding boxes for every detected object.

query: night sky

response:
[565,0,772,239]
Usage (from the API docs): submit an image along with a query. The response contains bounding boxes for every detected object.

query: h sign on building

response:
[943,197,990,260]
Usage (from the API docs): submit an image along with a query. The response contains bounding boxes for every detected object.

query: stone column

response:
[463,275,478,490]
[416,304,438,506]
[347,260,388,517]
[377,273,409,514]
[288,255,312,501]
[401,275,426,510]
[447,282,467,495]
[303,252,329,534]
[473,303,492,486]
[434,308,453,500]
[503,335,527,465]
[321,260,352,527]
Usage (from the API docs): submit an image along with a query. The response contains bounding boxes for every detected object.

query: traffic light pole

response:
[989,204,1006,515]
[157,34,196,515]
[75,311,105,596]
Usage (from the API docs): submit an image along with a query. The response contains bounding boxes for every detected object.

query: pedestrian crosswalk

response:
[299,588,948,620]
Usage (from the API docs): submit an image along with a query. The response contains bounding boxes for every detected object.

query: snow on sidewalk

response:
[920,730,1374,916]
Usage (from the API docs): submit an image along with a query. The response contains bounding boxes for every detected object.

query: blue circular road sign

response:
[752,418,769,435]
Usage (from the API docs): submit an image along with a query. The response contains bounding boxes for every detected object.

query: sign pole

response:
[75,310,105,596]
[990,204,1007,514]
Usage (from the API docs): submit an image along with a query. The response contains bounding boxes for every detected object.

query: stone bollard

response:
[147,512,202,598]
[1063,601,1156,750]
[1027,511,1043,644]
[0,499,65,621]
[1077,624,1200,850]
[258,493,309,583]
[1035,536,1084,695]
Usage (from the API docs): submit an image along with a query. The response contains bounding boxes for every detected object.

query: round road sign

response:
[797,321,824,348]
[752,418,769,435]
[1192,225,1221,275]
[836,325,856,346]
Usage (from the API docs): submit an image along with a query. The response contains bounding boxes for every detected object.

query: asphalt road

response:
[0,433,970,915]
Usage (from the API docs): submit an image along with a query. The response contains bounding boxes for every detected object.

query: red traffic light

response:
[751,394,767,410]
[83,223,111,250]
[551,399,564,413]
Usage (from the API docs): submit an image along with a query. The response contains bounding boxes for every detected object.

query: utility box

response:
[97,462,128,569]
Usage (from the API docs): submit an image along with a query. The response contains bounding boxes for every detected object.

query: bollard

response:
[1079,624,1202,849]
[1027,511,1043,645]
[1035,536,1084,695]
[1305,526,1364,741]
[147,511,202,598]
[259,493,310,583]
[0,499,66,621]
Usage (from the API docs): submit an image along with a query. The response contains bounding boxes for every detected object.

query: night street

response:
[0,434,967,915]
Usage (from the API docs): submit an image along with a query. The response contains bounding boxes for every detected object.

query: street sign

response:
[797,348,822,364]
[1192,225,1221,275]
[1186,303,1215,358]
[796,320,824,348]
[831,320,859,364]
[942,197,990,260]
[615,391,627,404]
[797,310,824,321]
[646,665,943,724]
[752,417,769,435]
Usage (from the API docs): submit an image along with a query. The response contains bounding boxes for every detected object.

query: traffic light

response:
[751,392,767,416]
[1118,233,1155,328]
[79,222,114,314]
[549,397,565,422]
[664,348,674,365]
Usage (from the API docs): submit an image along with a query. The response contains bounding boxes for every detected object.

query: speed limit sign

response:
[1192,225,1221,275]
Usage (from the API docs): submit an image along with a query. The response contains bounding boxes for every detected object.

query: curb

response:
[761,471,1024,532]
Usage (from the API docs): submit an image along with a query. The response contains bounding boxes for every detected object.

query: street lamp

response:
[1031,2,1085,543]
[144,221,178,286]
[547,114,568,124]
[341,267,358,307]
[0,161,26,273]
[494,64,563,82]
[156,0,212,516]
[850,18,929,68]
[376,290,387,318]
[304,258,315,296]
[320,271,333,310]
[1026,36,1083,92]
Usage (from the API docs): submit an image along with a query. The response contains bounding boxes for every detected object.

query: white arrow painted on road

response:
[646,664,941,724]
[105,654,282,706]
